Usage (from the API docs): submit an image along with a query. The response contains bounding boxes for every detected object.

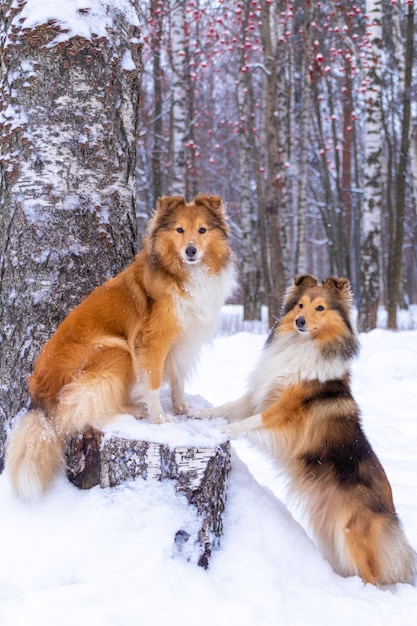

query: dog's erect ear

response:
[323,276,351,293]
[294,274,318,289]
[193,194,229,235]
[281,275,318,316]
[156,196,186,215]
[323,277,353,309]
[193,194,223,213]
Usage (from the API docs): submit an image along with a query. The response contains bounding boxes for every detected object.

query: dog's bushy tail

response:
[6,409,63,502]
[347,512,416,586]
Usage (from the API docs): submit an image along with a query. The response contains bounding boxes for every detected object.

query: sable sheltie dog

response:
[6,194,236,501]
[202,275,416,586]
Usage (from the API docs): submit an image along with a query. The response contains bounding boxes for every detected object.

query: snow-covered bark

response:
[66,427,231,568]
[170,0,187,195]
[358,0,383,332]
[0,0,142,468]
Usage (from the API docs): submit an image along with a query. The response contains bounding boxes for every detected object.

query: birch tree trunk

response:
[150,0,164,202]
[293,5,312,276]
[0,0,141,470]
[357,0,383,332]
[170,0,187,195]
[66,427,231,568]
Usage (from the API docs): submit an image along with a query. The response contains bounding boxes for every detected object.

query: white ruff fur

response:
[206,329,352,427]
[164,263,236,403]
[247,331,351,413]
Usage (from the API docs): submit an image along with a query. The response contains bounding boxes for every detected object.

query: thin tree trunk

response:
[150,0,164,202]
[0,1,141,469]
[357,0,383,332]
[386,1,414,329]
[259,0,287,326]
[170,0,187,195]
[294,8,312,275]
[236,2,261,321]
[341,71,353,279]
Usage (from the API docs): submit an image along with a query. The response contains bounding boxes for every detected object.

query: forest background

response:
[0,0,416,466]
[137,0,417,332]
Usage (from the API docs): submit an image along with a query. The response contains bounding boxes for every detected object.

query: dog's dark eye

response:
[316,305,325,311]
[176,227,184,234]
[198,227,207,234]
[299,303,304,309]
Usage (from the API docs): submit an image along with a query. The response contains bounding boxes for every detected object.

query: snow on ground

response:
[1,316,417,625]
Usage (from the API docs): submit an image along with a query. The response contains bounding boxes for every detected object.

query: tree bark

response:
[236,3,262,322]
[66,427,231,568]
[293,4,312,276]
[259,0,287,327]
[0,0,141,469]
[170,0,187,195]
[150,0,164,202]
[357,0,383,332]
[386,0,414,329]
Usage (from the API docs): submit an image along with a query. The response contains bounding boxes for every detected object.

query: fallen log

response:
[65,416,230,568]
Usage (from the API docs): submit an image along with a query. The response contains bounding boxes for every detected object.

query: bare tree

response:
[386,0,415,329]
[259,0,287,326]
[293,3,313,275]
[170,0,187,194]
[358,0,383,332]
[0,0,141,469]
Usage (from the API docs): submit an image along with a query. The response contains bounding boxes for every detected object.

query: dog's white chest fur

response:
[248,333,350,412]
[174,263,235,335]
[165,262,236,382]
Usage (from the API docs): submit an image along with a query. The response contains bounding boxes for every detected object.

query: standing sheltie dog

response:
[6,194,236,501]
[202,275,416,586]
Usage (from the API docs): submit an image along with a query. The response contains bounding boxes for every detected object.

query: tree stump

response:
[65,421,231,568]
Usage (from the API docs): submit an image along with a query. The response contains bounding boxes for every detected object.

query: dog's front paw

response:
[219,421,245,439]
[173,402,192,416]
[149,412,177,424]
[193,407,218,420]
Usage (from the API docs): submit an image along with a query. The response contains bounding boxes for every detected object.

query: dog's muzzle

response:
[185,245,198,262]
[295,316,307,332]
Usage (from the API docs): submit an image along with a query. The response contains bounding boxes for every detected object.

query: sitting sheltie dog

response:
[6,194,236,501]
[202,275,416,586]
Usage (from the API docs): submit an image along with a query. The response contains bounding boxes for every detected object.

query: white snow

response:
[14,0,140,46]
[1,312,417,625]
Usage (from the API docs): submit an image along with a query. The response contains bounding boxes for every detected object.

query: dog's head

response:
[271,275,358,358]
[146,194,231,273]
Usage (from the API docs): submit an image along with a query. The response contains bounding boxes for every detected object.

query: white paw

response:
[193,407,217,420]
[219,422,244,439]
[219,424,233,437]
[173,403,191,416]
[149,412,177,424]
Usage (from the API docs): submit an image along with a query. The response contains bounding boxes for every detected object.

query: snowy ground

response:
[1,312,417,626]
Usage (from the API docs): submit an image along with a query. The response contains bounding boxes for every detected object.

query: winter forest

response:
[0,1,416,434]
[0,0,417,465]
[1,2,417,622]
[136,0,417,333]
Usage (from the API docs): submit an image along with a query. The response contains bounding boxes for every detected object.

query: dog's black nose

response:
[185,245,197,259]
[296,316,306,329]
